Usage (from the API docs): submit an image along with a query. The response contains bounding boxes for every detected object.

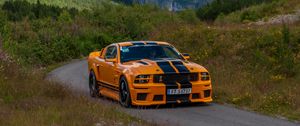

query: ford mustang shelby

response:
[87,41,212,107]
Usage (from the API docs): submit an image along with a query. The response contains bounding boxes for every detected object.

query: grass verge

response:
[0,57,152,126]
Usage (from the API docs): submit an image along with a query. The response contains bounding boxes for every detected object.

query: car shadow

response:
[132,102,213,110]
[93,95,213,110]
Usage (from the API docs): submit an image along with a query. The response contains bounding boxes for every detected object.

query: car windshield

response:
[120,45,182,63]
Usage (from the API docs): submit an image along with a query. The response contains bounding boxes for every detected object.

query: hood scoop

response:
[137,61,149,65]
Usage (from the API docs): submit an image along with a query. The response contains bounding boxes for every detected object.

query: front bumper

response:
[130,82,213,106]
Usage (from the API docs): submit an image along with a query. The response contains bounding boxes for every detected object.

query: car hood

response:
[121,59,207,75]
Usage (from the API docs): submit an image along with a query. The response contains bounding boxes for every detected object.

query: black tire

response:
[119,76,132,107]
[89,70,101,98]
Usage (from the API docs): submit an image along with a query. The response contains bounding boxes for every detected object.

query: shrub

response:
[240,10,261,22]
[178,9,199,24]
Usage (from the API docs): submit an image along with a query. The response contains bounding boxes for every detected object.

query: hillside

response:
[214,0,300,24]
[0,0,110,10]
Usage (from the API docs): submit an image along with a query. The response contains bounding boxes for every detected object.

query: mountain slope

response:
[0,0,110,10]
[215,0,300,24]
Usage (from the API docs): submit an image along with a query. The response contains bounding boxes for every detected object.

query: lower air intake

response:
[137,93,147,101]
[204,90,211,98]
[153,95,163,101]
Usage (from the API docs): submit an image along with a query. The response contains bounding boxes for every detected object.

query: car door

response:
[102,45,118,86]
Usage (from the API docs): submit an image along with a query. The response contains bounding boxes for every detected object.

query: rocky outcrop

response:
[255,10,300,25]
[130,0,212,11]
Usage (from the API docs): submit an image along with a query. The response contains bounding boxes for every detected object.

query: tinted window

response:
[105,46,117,59]
[120,45,182,62]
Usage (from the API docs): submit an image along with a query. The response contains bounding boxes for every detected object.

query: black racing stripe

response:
[171,61,190,73]
[146,41,158,45]
[156,61,176,74]
[131,42,145,45]
[98,81,119,92]
[171,60,192,91]
[156,60,178,102]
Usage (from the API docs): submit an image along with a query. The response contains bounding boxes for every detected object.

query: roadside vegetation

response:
[151,23,300,120]
[0,53,150,126]
[0,0,299,123]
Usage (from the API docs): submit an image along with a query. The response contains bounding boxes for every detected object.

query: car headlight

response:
[134,75,150,84]
[201,72,210,81]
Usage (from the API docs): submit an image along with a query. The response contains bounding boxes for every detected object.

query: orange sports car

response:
[87,41,212,107]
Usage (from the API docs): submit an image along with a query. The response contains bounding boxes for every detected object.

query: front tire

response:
[119,76,131,107]
[89,71,100,98]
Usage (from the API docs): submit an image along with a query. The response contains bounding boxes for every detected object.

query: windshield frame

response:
[120,45,183,63]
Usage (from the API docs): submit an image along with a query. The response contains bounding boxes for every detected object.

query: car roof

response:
[117,41,171,47]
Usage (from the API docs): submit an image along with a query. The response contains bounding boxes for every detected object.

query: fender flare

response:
[120,69,134,89]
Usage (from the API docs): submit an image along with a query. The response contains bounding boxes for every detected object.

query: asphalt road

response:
[47,60,299,126]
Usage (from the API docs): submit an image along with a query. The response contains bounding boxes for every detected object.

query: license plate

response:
[167,88,191,95]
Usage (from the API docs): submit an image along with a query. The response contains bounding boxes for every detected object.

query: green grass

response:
[0,59,153,126]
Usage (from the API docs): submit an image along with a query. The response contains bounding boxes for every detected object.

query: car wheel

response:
[89,71,100,98]
[119,76,131,107]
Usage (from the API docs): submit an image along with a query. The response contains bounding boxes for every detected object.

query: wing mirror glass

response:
[182,53,190,60]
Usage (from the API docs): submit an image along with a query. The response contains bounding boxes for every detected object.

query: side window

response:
[163,46,180,59]
[105,46,117,59]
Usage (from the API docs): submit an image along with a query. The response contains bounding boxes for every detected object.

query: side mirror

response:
[182,53,190,60]
[105,58,117,63]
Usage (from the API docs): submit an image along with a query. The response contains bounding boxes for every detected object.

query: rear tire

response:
[119,76,131,108]
[89,71,101,98]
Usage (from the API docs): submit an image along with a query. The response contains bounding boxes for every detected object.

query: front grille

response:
[153,73,198,83]
[204,90,211,98]
[137,93,147,101]
[167,94,190,103]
